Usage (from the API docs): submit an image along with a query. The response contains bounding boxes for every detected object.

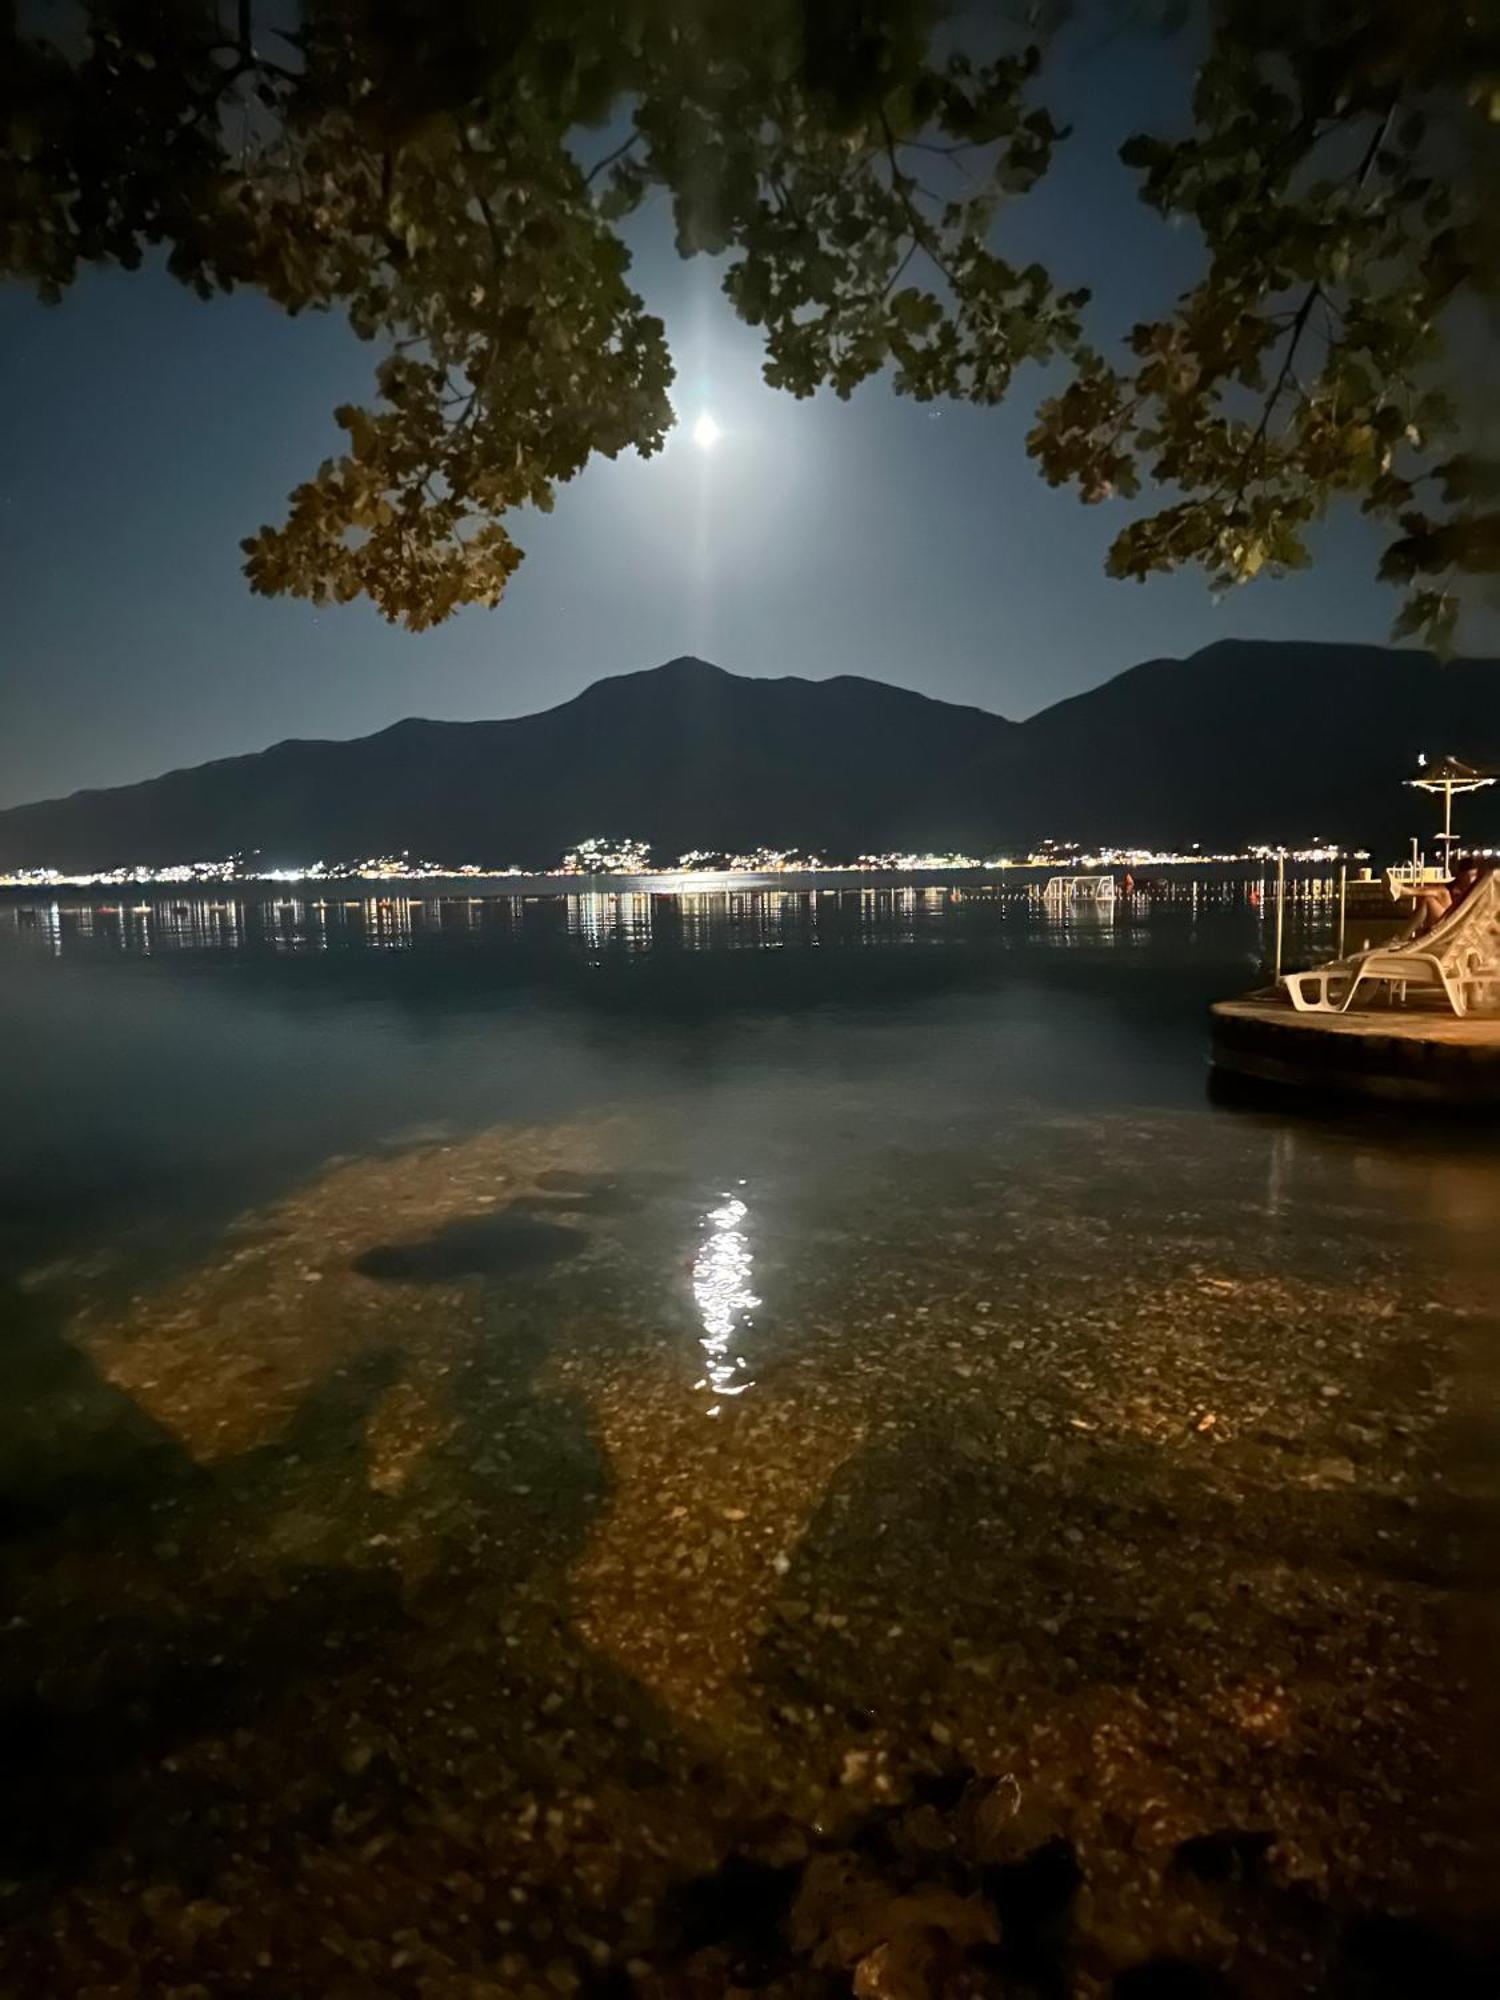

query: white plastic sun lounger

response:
[1283,871,1500,1018]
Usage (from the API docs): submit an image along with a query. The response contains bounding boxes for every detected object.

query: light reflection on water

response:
[1,874,1351,962]
[691,1183,759,1414]
[566,889,655,955]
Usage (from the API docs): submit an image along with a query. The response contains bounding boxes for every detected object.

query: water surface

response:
[1,888,1494,1995]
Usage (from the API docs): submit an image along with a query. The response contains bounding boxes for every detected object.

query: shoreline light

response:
[0,837,1399,892]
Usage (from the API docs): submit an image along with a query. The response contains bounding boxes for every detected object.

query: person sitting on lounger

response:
[1390,875,1452,935]
[1389,855,1488,935]
[1447,856,1491,911]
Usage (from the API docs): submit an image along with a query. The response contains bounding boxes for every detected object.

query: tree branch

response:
[880,238,919,303]
[879,108,961,293]
[1226,95,1400,512]
[1229,283,1322,505]
[900,137,986,157]
[451,119,505,263]
[584,131,642,187]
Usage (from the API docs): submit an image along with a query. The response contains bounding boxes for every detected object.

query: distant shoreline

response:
[1,859,1347,902]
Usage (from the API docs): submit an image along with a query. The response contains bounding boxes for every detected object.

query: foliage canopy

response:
[3,0,1497,642]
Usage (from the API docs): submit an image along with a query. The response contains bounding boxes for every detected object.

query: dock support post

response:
[1274,852,1285,978]
[1337,862,1347,959]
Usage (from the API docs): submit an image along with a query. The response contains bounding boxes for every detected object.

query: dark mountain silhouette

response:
[992,639,1500,852]
[1,643,1496,871]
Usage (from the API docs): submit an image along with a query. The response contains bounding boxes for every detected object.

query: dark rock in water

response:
[353,1211,583,1282]
[1173,1828,1276,1884]
[577,1968,634,2000]
[845,1803,908,1871]
[1338,1912,1500,1998]
[981,1835,1083,1990]
[1113,1959,1239,1998]
[509,1182,645,1217]
[661,1853,802,1982]
[909,1763,978,1813]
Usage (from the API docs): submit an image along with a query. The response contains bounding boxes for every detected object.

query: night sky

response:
[2,16,1494,812]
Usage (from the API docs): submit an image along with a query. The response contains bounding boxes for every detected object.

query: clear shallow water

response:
[0,887,1495,1994]
[0,883,1456,1283]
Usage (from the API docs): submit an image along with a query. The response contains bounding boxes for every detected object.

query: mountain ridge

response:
[3,641,1497,869]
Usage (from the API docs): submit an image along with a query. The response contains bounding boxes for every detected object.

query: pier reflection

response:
[566,890,654,955]
[7,874,1349,965]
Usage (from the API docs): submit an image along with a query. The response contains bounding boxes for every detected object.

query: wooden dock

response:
[1210,992,1500,1107]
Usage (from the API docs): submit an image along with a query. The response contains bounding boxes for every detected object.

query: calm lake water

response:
[0,882,1452,1283]
[1,886,1495,1995]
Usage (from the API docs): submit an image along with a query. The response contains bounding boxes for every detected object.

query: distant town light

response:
[560,836,653,875]
[1,838,1374,890]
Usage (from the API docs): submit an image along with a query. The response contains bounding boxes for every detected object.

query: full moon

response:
[692,412,721,451]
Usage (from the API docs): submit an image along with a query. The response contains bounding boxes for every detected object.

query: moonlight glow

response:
[692,412,721,451]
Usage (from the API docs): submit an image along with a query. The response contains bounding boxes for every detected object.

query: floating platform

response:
[1210,992,1500,1108]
